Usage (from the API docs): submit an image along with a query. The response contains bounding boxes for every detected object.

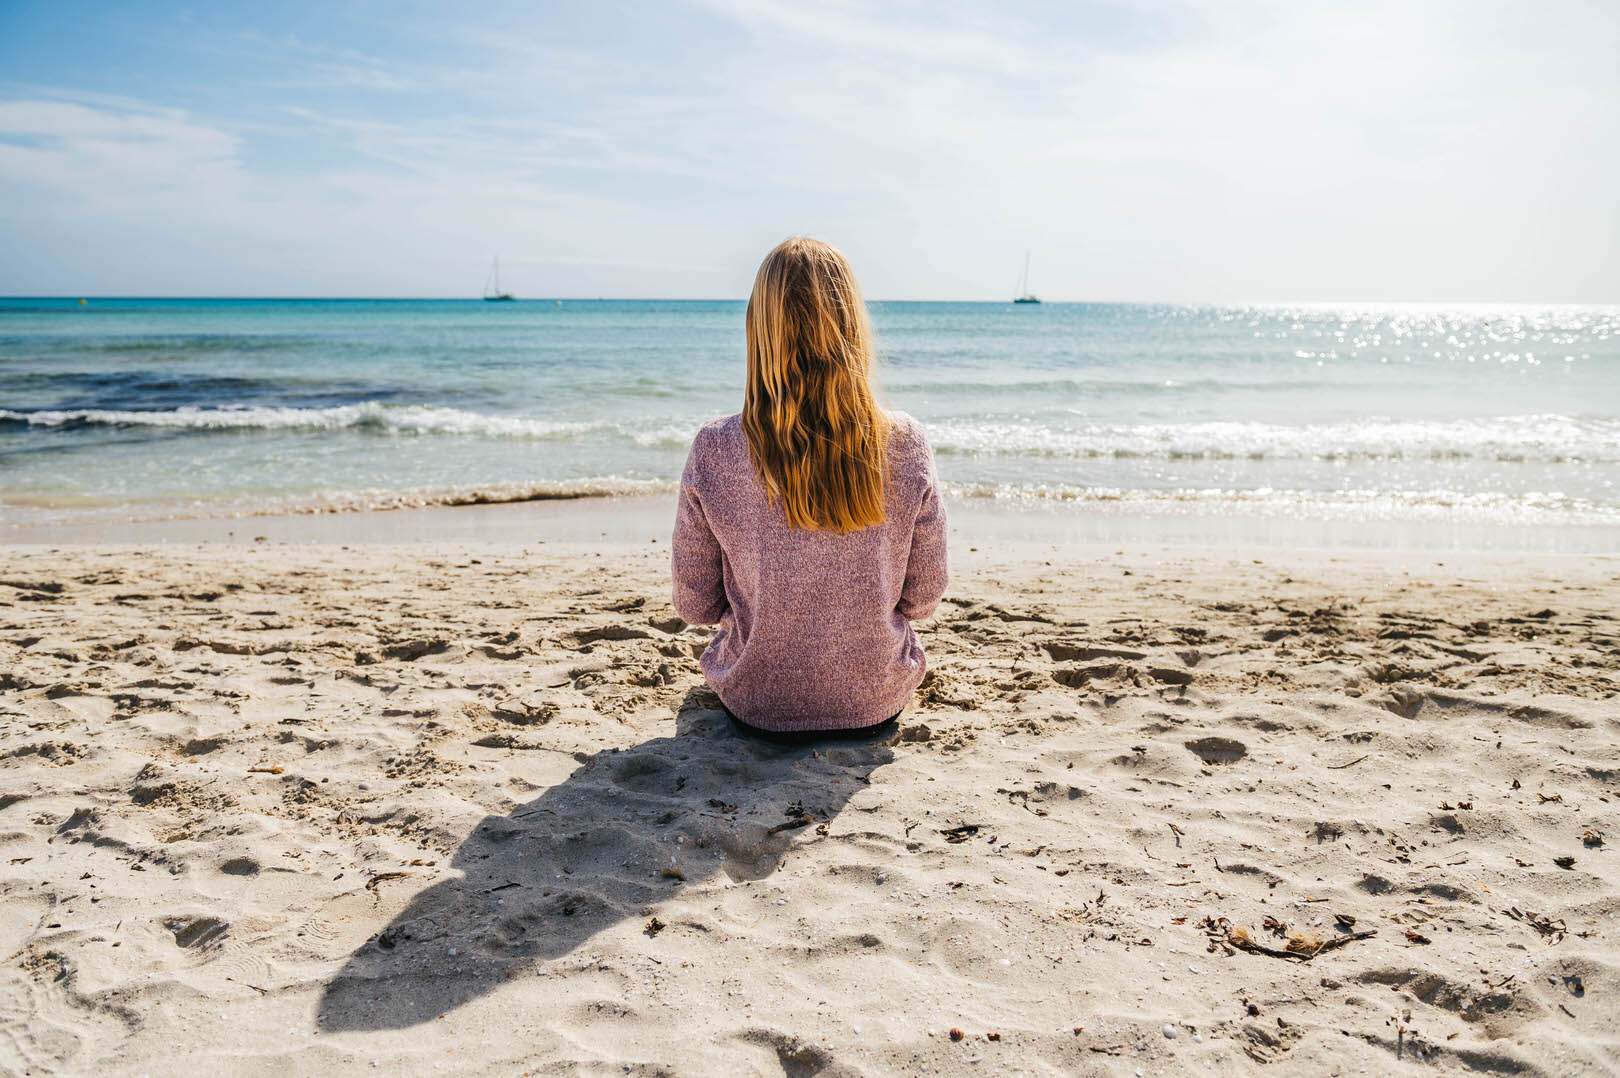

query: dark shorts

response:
[726,709,901,746]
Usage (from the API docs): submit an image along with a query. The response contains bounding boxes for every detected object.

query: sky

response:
[1,0,1617,301]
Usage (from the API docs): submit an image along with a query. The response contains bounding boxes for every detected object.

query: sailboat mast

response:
[1022,251,1031,295]
[483,255,516,300]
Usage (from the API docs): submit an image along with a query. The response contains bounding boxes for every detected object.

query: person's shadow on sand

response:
[317,688,894,1032]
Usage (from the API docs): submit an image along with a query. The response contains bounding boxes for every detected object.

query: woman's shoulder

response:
[883,409,933,458]
[885,408,925,433]
[691,413,743,449]
[683,414,745,478]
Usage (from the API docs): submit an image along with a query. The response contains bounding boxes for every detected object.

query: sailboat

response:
[483,257,515,301]
[1013,250,1040,304]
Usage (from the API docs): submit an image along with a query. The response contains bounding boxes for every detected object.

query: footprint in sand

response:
[1184,736,1247,764]
[568,625,653,647]
[166,914,229,950]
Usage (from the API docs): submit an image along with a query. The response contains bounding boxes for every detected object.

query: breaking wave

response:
[942,483,1620,525]
[0,402,608,439]
[928,414,1620,463]
[5,405,1616,464]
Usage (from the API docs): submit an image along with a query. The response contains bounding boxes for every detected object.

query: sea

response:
[2,298,1617,551]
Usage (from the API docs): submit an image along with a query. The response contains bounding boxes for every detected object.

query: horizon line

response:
[4,295,1617,307]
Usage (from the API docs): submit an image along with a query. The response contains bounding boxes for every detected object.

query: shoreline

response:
[4,491,1616,553]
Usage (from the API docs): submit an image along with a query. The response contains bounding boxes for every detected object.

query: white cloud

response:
[689,0,1036,73]
[0,98,241,194]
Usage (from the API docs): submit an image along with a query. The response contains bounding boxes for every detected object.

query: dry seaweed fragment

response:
[644,918,666,936]
[1285,933,1323,955]
[939,823,981,843]
[1581,830,1604,847]
[1553,855,1576,869]
[767,815,812,835]
[1537,793,1563,804]
[1201,916,1376,960]
[1507,907,1567,943]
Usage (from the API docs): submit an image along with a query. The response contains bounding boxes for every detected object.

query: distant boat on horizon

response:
[1013,250,1040,304]
[483,257,515,302]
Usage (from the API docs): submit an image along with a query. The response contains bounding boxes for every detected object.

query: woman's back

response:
[671,408,947,731]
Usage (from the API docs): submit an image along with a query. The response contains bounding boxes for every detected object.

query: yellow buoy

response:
[78,298,87,306]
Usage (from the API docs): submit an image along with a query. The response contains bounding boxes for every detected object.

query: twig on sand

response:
[1308,931,1381,955]
[1242,928,1377,960]
[1327,755,1369,770]
[365,871,412,895]
[767,815,813,835]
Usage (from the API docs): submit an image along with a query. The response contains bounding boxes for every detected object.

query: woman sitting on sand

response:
[671,236,948,741]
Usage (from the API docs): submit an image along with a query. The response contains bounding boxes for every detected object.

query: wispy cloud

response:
[279,105,712,182]
[690,0,1037,73]
[215,30,424,93]
[0,94,243,202]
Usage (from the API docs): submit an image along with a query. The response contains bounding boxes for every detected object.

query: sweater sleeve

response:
[670,438,728,625]
[896,432,948,621]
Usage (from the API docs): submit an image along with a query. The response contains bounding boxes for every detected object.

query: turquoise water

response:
[2,298,1617,541]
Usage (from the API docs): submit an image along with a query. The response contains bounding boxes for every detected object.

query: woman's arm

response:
[671,444,728,625]
[897,443,948,621]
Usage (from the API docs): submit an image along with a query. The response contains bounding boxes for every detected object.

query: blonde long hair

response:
[743,237,890,533]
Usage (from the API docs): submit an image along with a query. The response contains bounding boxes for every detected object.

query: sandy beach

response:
[7,0,1619,1073]
[1,529,1615,1076]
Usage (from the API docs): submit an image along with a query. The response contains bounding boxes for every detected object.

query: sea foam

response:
[6,405,1614,463]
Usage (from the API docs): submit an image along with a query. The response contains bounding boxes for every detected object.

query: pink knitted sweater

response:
[670,411,949,731]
